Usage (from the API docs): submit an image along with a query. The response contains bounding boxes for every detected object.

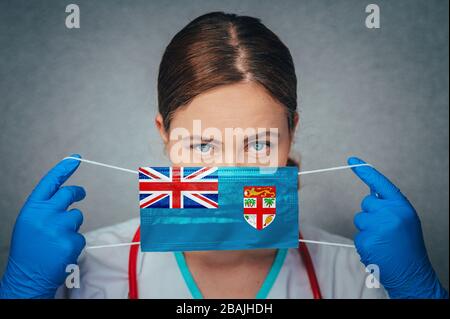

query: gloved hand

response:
[349,157,448,299]
[0,155,86,299]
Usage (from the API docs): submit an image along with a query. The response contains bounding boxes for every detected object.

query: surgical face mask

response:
[63,157,370,251]
[138,166,299,252]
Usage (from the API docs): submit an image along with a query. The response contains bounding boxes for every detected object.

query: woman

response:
[0,12,447,299]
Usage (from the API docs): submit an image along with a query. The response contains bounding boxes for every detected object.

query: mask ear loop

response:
[62,156,372,250]
[297,163,373,176]
[63,157,138,174]
[85,238,356,250]
[62,157,372,176]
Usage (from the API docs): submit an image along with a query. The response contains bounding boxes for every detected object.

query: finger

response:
[370,189,380,198]
[49,186,86,210]
[361,194,381,212]
[348,157,404,200]
[29,154,82,201]
[354,211,375,230]
[67,209,84,231]
[353,232,370,263]
[354,230,364,247]
[54,209,84,231]
[67,233,86,263]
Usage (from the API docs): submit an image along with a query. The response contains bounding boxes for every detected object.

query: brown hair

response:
[157,11,299,166]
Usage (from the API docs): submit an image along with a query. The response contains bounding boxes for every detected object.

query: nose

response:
[218,162,248,167]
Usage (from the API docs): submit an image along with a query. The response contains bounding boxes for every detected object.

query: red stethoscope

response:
[127,226,322,299]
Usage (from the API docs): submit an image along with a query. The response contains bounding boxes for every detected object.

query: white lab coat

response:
[56,218,388,299]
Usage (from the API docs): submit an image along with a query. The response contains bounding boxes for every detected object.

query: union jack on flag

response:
[139,167,219,209]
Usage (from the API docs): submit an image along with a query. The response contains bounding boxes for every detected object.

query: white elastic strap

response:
[86,239,355,250]
[62,156,366,250]
[63,157,138,174]
[63,156,372,176]
[297,163,373,175]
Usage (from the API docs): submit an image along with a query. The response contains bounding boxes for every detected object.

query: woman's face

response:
[156,81,297,167]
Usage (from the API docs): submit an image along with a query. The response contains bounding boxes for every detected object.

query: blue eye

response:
[251,142,266,151]
[195,143,212,153]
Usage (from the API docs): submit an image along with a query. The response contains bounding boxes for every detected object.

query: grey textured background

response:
[0,0,448,290]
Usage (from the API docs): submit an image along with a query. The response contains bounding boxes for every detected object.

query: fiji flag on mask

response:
[138,166,299,252]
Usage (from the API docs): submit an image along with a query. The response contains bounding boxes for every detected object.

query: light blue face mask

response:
[62,157,370,251]
[138,166,299,252]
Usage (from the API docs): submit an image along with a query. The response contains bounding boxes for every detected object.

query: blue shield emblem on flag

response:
[243,186,276,230]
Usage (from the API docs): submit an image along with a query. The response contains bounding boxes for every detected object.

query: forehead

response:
[169,82,288,131]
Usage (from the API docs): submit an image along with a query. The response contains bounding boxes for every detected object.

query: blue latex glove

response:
[349,157,448,299]
[0,155,86,299]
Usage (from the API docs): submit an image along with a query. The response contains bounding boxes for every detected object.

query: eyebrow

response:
[181,130,280,144]
[182,135,217,143]
[244,130,280,143]
[246,130,280,139]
